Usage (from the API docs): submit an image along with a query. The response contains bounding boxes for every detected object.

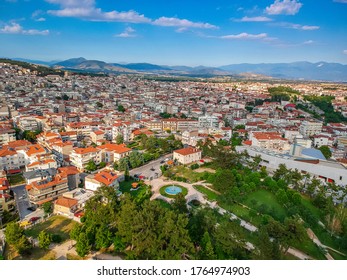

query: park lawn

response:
[119,180,150,198]
[244,190,287,221]
[172,165,204,183]
[328,249,347,260]
[220,202,263,227]
[291,239,326,260]
[193,185,219,201]
[25,215,77,242]
[28,248,56,260]
[155,199,172,210]
[7,174,25,185]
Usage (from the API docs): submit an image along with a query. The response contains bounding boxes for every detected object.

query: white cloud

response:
[32,10,46,21]
[152,17,217,29]
[303,40,315,45]
[221,32,269,40]
[46,0,217,29]
[265,0,303,15]
[36,17,47,22]
[45,0,94,7]
[115,27,136,38]
[334,0,347,3]
[0,22,49,35]
[46,0,151,23]
[277,22,320,30]
[343,50,347,55]
[234,16,273,22]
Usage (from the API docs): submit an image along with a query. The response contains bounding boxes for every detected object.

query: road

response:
[130,154,172,181]
[11,185,44,221]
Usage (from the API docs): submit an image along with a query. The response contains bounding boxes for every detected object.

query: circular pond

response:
[165,185,183,195]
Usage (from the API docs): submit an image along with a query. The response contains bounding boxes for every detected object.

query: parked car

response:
[29,216,40,223]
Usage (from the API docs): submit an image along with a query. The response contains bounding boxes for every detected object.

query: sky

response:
[0,0,347,66]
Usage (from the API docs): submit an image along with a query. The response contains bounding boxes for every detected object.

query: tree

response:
[62,94,69,100]
[96,101,103,108]
[76,232,91,257]
[5,222,24,245]
[38,231,52,250]
[171,193,188,214]
[118,157,129,171]
[129,151,144,168]
[200,231,216,259]
[85,160,97,172]
[42,202,53,215]
[70,223,83,241]
[319,145,332,159]
[95,224,113,249]
[117,105,125,112]
[116,134,124,144]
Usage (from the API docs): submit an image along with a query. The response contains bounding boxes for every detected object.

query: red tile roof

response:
[174,147,201,156]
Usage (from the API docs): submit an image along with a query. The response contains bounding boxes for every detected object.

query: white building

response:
[237,145,347,186]
[173,147,202,165]
[299,121,323,137]
[198,115,219,128]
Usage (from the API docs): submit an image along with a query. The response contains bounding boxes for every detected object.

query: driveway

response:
[130,154,172,180]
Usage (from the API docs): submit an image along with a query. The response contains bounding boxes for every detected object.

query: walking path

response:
[149,177,313,260]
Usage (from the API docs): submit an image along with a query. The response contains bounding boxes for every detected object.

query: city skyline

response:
[0,0,347,66]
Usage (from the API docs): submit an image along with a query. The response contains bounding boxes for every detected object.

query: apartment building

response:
[69,147,101,171]
[299,121,323,137]
[250,132,290,152]
[0,128,15,145]
[26,173,70,206]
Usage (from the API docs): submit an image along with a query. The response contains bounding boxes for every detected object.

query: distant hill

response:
[220,62,347,82]
[10,57,347,81]
[53,57,87,68]
[54,58,134,73]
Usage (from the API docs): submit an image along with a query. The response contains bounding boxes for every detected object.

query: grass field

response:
[155,199,172,210]
[25,215,77,242]
[193,185,219,201]
[171,166,204,183]
[244,190,287,220]
[119,180,150,198]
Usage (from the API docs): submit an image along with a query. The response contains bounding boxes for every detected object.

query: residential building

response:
[299,121,323,137]
[85,170,120,192]
[173,146,202,165]
[0,178,15,213]
[249,132,290,152]
[26,172,70,206]
[69,147,101,171]
[0,129,16,145]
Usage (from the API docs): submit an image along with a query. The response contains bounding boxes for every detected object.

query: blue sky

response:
[0,0,347,66]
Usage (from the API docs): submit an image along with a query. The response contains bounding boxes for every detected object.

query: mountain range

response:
[11,57,347,82]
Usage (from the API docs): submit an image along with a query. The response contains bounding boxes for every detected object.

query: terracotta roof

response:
[93,130,104,135]
[55,196,78,208]
[6,140,32,148]
[26,144,45,156]
[93,171,118,186]
[174,146,201,156]
[73,147,98,155]
[58,166,79,176]
[252,132,285,141]
[98,143,131,154]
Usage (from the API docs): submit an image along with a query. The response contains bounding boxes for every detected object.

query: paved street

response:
[11,185,44,221]
[130,153,172,180]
